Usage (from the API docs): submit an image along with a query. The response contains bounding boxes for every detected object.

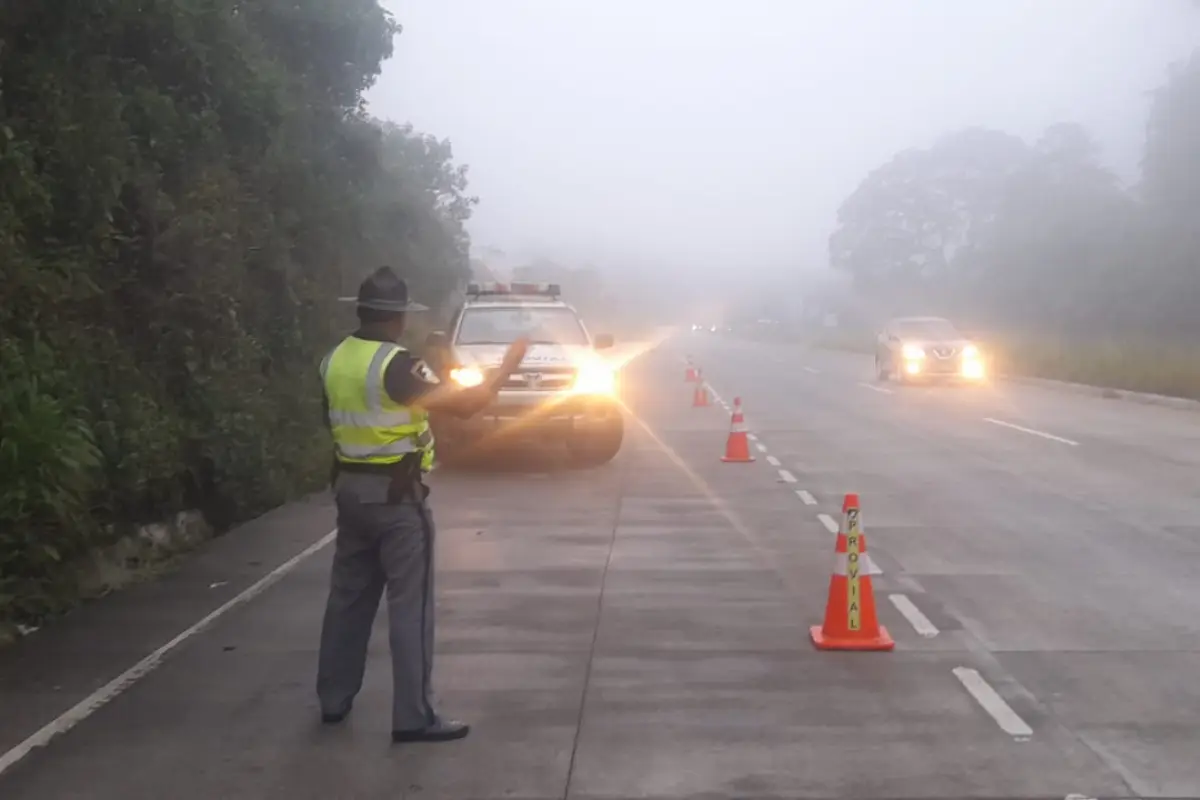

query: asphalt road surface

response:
[2,333,1199,799]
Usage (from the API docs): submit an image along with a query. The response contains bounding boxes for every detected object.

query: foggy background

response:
[368,0,1199,293]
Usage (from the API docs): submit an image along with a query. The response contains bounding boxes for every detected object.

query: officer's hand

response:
[498,337,530,376]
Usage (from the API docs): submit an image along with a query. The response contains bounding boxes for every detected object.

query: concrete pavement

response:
[0,333,1197,797]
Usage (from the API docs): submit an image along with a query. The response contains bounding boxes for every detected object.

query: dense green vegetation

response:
[0,1,474,626]
[830,45,1200,397]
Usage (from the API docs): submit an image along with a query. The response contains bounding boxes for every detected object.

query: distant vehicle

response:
[874,316,986,384]
[425,282,623,465]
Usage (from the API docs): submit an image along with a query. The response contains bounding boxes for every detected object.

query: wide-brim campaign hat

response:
[338,266,428,312]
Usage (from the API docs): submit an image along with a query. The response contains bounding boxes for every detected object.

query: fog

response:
[368,0,1197,290]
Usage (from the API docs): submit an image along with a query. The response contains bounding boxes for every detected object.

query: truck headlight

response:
[901,343,925,360]
[572,364,615,395]
[450,366,484,387]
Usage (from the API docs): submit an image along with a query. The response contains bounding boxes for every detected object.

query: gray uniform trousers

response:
[316,471,437,731]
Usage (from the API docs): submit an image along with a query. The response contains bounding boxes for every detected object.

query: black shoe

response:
[321,703,353,725]
[391,718,470,743]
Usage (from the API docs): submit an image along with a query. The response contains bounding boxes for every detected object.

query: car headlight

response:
[901,343,925,360]
[572,364,615,395]
[962,359,985,379]
[962,344,979,359]
[449,366,484,388]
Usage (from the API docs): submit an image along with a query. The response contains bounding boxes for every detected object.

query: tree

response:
[829,128,1030,295]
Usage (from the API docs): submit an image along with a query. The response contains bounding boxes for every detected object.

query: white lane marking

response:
[818,513,839,534]
[888,594,939,637]
[755,443,768,453]
[765,455,781,466]
[983,417,1078,446]
[859,382,892,394]
[778,469,797,483]
[952,666,1034,738]
[0,528,338,777]
[796,490,817,505]
[747,433,758,441]
[804,366,819,374]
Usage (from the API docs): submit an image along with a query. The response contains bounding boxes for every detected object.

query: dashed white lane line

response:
[754,442,768,453]
[952,666,1034,738]
[859,382,893,394]
[803,366,819,373]
[778,469,797,483]
[766,455,781,466]
[0,528,339,777]
[796,490,817,505]
[888,594,939,637]
[818,513,839,534]
[747,433,758,441]
[983,417,1078,446]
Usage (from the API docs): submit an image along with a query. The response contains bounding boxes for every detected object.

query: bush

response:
[0,1,472,626]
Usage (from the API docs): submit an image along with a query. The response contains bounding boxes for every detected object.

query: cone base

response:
[721,455,755,462]
[809,624,895,651]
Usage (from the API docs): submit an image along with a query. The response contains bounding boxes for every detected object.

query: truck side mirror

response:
[594,333,614,349]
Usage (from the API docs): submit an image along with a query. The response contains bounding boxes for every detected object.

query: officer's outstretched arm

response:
[386,338,529,418]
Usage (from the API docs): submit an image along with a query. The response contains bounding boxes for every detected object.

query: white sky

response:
[367,1,1199,282]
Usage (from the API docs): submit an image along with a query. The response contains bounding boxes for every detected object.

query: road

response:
[2,332,1200,798]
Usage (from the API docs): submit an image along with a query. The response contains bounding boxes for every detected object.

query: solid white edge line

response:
[818,513,839,534]
[778,469,797,483]
[796,490,817,505]
[755,443,767,453]
[952,666,1034,738]
[859,382,892,394]
[765,455,781,466]
[888,593,939,637]
[983,417,1078,446]
[0,528,339,777]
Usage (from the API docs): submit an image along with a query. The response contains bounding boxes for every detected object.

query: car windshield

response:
[893,319,961,340]
[456,306,588,346]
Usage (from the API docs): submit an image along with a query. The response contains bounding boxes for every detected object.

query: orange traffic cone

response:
[685,358,699,382]
[810,493,894,651]
[692,374,710,407]
[721,397,754,462]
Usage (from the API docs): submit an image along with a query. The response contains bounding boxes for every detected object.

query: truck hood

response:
[453,342,598,369]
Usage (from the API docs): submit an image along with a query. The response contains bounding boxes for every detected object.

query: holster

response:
[385,453,429,505]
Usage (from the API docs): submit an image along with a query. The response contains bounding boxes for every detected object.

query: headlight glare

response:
[901,343,925,360]
[449,366,484,388]
[572,365,615,395]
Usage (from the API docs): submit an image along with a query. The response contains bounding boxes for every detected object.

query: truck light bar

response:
[466,281,561,298]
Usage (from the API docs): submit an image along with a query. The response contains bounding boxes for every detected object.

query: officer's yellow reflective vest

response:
[320,337,435,472]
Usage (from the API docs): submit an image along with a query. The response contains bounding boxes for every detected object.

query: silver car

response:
[874,316,987,384]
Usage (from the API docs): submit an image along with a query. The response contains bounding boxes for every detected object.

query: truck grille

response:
[496,366,576,391]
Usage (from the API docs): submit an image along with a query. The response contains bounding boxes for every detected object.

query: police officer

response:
[316,266,527,743]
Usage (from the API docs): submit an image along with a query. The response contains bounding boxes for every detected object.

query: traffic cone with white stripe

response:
[685,357,699,382]
[692,371,710,407]
[810,493,894,651]
[721,397,754,462]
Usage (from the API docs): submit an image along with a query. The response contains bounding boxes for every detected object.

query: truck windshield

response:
[456,306,589,346]
[894,319,960,340]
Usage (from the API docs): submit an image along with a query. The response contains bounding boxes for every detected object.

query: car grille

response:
[494,366,576,391]
[930,346,958,360]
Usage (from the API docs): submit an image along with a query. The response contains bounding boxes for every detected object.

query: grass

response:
[990,337,1200,402]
